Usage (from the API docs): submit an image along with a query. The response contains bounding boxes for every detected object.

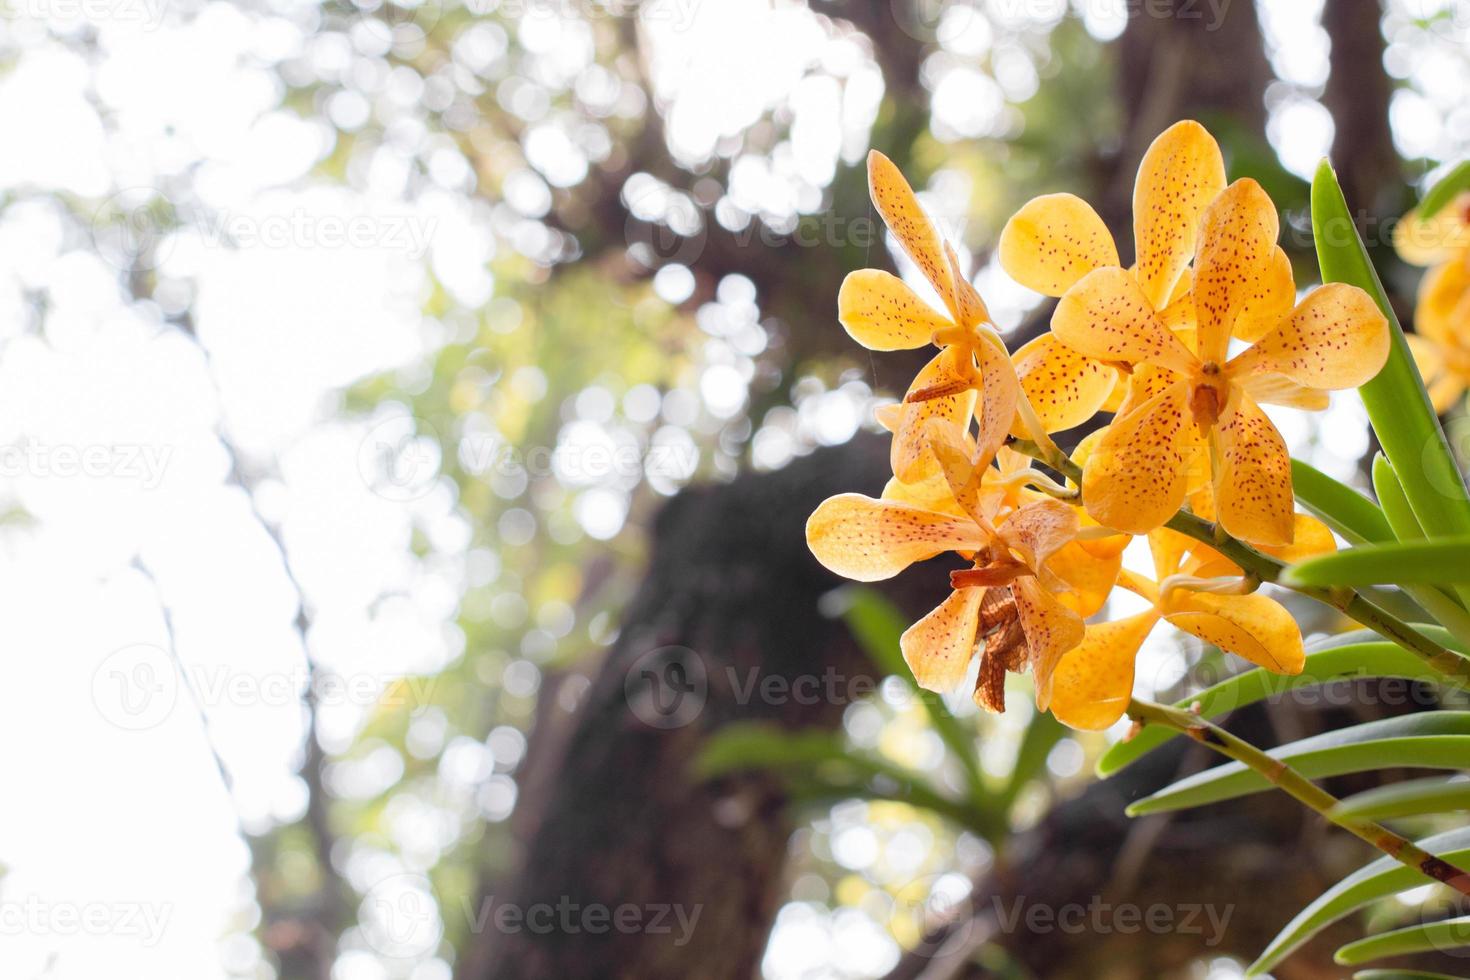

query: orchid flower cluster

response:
[807,121,1392,731]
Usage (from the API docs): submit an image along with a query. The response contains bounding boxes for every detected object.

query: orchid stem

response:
[1127,697,1470,897]
[1006,438,1470,687]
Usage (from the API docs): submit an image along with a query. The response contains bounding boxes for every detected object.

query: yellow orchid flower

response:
[1393,193,1470,412]
[1056,177,1391,546]
[998,120,1230,432]
[839,150,1021,481]
[1407,256,1470,412]
[1048,527,1312,731]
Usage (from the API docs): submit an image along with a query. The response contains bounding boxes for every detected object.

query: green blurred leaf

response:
[839,588,989,807]
[1338,914,1470,964]
[1284,538,1470,588]
[1419,160,1470,219]
[1248,827,1470,975]
[1329,776,1470,822]
[1097,635,1447,777]
[694,722,990,834]
[1127,713,1470,816]
[1294,457,1394,544]
[998,708,1065,813]
[1312,162,1470,543]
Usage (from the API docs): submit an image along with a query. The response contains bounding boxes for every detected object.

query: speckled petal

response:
[1012,333,1118,434]
[998,193,1120,297]
[974,336,1021,459]
[1053,267,1198,375]
[1232,283,1390,391]
[1193,178,1281,366]
[1081,378,1199,535]
[946,242,991,329]
[998,497,1079,570]
[837,269,952,351]
[881,469,967,518]
[1133,120,1227,310]
[1210,388,1295,547]
[900,587,984,692]
[868,149,956,319]
[1014,576,1086,710]
[892,348,978,482]
[1233,245,1296,343]
[1048,611,1160,731]
[805,493,985,582]
[1164,592,1305,674]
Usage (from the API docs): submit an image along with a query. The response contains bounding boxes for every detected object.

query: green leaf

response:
[1336,914,1470,965]
[1419,159,1470,219]
[1373,455,1470,617]
[694,722,991,833]
[1097,636,1445,777]
[1248,826,1470,975]
[998,708,1065,812]
[1329,776,1470,821]
[1127,712,1470,816]
[839,588,988,805]
[1283,538,1470,588]
[1294,457,1394,544]
[1312,161,1470,542]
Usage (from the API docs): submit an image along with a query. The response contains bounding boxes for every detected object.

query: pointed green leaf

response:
[1097,637,1445,777]
[1127,713,1470,816]
[1294,457,1394,544]
[1313,161,1470,543]
[1329,776,1470,821]
[1248,826,1470,975]
[1336,914,1470,964]
[1283,538,1470,588]
[1373,455,1470,616]
[1419,159,1470,219]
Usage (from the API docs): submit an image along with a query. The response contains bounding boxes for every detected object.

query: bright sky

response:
[0,1,1465,978]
